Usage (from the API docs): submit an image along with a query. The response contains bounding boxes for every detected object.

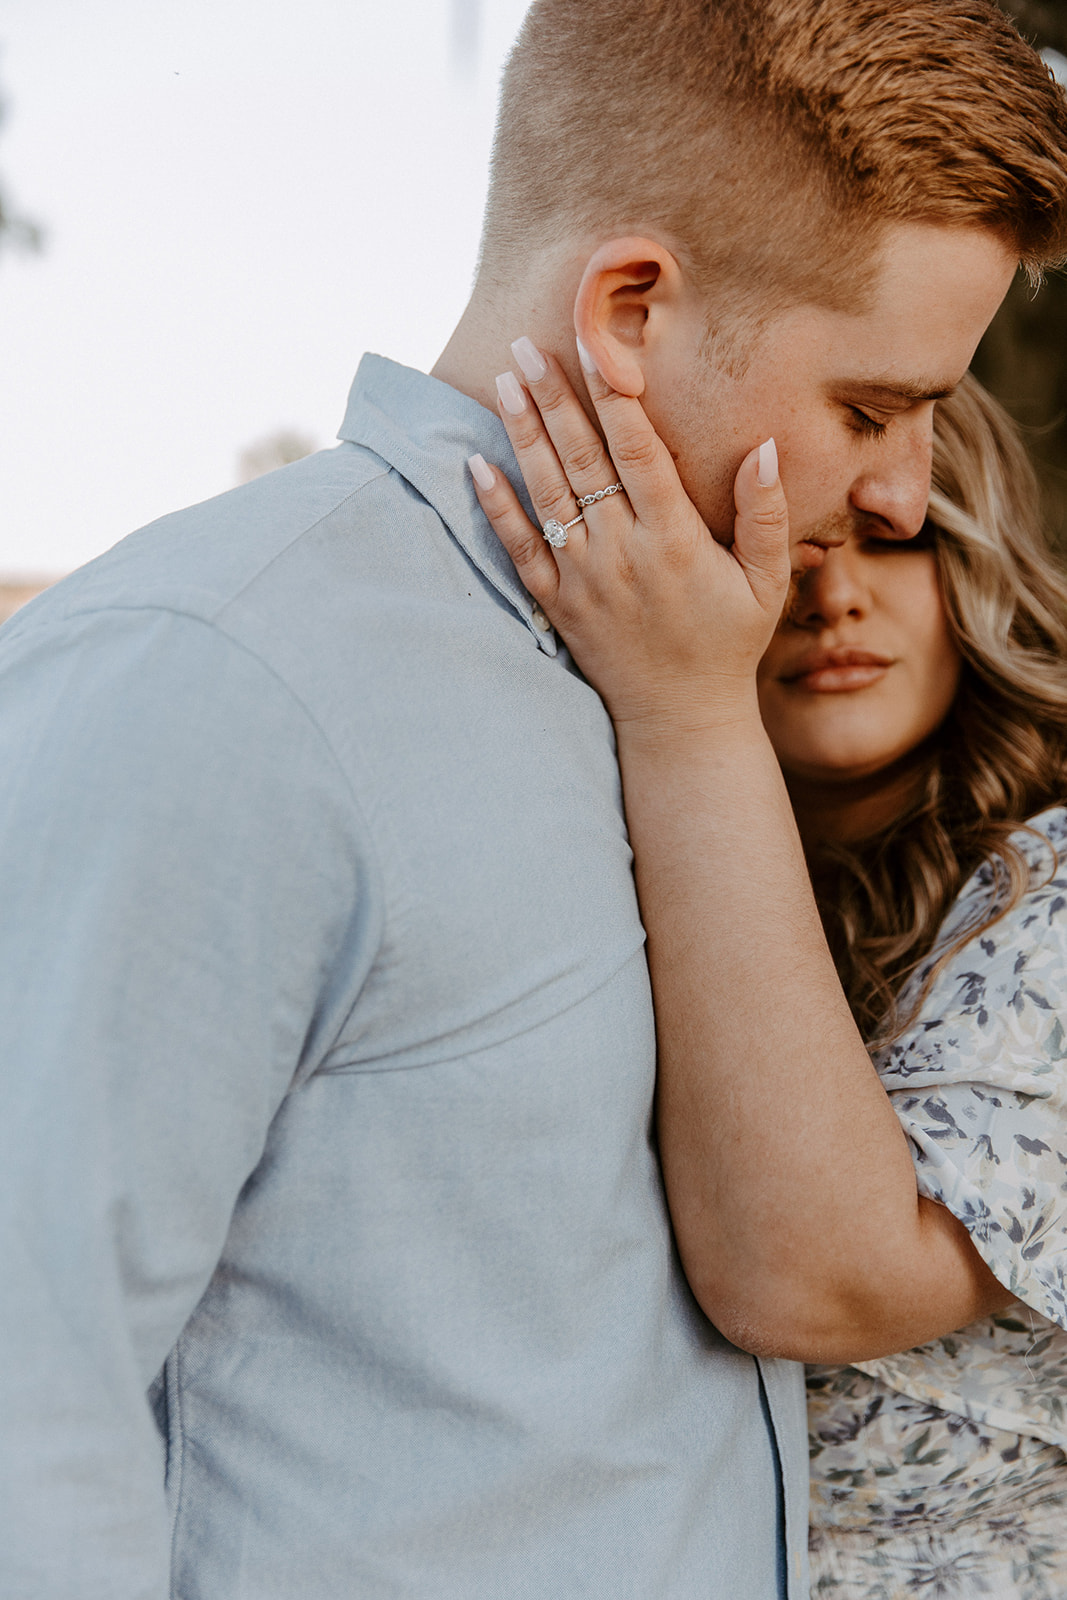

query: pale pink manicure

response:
[757,437,779,488]
[495,371,527,416]
[510,336,547,383]
[467,453,495,492]
[576,337,599,375]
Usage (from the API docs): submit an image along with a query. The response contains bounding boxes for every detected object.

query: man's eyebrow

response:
[835,377,958,404]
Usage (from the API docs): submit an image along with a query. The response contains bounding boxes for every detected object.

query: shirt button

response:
[531,605,552,633]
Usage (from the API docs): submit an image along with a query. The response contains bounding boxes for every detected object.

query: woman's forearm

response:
[617,714,1012,1362]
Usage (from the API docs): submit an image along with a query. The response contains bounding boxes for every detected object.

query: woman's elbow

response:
[687,1269,934,1365]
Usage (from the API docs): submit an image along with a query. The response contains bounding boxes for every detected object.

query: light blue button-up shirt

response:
[0,356,808,1598]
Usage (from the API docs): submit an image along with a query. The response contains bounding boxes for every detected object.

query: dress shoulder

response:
[814,809,1067,1537]
[872,804,1067,1329]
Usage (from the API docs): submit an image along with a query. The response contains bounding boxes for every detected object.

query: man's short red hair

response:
[481,0,1067,322]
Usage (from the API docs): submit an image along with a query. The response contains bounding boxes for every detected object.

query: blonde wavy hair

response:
[809,373,1067,1044]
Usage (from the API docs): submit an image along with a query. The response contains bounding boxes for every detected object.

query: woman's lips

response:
[782,649,893,692]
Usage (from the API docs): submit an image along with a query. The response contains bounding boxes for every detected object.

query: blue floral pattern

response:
[808,806,1067,1597]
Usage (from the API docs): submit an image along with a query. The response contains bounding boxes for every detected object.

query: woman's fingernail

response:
[495,370,527,415]
[510,336,547,382]
[467,453,495,492]
[576,337,599,375]
[758,437,779,488]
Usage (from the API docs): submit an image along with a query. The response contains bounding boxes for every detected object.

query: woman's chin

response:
[775,749,901,788]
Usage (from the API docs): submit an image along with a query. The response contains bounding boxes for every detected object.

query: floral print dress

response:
[807,806,1067,1599]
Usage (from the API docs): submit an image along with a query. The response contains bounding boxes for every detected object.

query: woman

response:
[470,355,1067,1596]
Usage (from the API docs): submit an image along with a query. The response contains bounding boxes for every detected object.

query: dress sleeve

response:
[0,607,381,1598]
[874,831,1067,1332]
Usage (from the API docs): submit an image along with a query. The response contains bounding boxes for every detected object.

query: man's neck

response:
[430,262,591,424]
[430,301,516,415]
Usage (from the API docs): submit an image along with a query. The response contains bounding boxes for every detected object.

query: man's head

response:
[483,0,1067,329]
[461,0,1067,554]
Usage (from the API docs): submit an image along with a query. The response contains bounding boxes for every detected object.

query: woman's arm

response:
[613,710,1012,1361]
[473,347,1013,1362]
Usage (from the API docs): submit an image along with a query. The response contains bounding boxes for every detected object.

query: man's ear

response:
[573,237,686,397]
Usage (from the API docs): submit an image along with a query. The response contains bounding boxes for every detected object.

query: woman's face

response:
[757,528,963,788]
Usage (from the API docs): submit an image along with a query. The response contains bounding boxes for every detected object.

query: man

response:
[2,3,1064,1597]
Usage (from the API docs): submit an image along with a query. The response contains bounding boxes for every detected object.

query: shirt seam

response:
[166,1343,185,1600]
[209,458,392,622]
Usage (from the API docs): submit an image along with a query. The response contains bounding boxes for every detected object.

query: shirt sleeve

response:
[0,606,380,1598]
[874,846,1067,1332]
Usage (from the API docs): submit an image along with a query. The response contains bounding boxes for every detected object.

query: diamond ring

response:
[542,511,585,549]
[542,482,625,549]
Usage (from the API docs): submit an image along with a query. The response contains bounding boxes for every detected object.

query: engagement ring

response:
[542,512,585,549]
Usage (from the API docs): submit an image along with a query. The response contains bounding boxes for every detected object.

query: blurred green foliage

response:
[972,2,1067,544]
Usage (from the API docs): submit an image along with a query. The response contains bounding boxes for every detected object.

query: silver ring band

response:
[542,511,584,549]
[542,483,624,549]
[576,482,624,508]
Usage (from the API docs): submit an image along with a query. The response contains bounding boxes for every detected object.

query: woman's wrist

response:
[611,689,769,759]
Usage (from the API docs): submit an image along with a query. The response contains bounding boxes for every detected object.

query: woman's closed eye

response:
[859,520,938,553]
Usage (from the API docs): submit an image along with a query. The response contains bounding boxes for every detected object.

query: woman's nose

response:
[791,543,871,629]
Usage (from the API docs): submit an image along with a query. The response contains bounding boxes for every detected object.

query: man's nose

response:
[792,543,870,629]
[848,412,934,540]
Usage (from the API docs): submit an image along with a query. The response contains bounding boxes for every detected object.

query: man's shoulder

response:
[7,442,399,645]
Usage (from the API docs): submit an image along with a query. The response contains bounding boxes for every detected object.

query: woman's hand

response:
[468,337,791,737]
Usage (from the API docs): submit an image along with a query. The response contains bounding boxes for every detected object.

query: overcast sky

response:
[0,0,531,576]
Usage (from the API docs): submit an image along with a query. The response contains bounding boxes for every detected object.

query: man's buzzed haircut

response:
[481,0,1067,333]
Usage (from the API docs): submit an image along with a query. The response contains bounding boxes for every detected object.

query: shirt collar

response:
[338,354,555,654]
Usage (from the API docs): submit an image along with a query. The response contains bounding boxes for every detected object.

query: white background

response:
[0,0,531,576]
